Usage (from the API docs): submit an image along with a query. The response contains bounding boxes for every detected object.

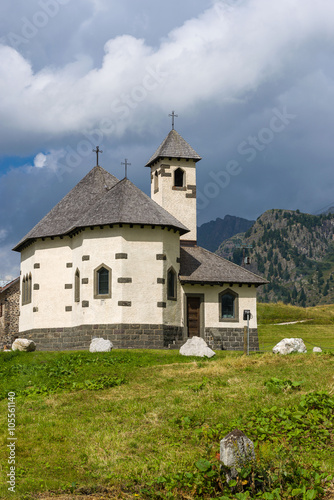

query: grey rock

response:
[12,339,36,352]
[313,346,322,353]
[179,336,215,358]
[89,338,113,352]
[273,338,307,355]
[220,429,255,480]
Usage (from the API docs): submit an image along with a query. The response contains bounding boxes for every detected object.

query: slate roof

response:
[74,177,189,233]
[14,168,189,251]
[13,166,119,251]
[145,129,202,167]
[179,245,268,285]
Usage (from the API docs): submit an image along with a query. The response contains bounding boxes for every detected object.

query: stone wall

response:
[16,324,260,352]
[205,327,259,352]
[19,324,184,351]
[0,280,20,349]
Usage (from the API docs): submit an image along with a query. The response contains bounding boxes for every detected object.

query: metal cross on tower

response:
[121,158,131,179]
[169,110,178,130]
[93,146,103,166]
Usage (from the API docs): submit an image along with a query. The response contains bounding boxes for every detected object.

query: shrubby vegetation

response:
[217,209,334,307]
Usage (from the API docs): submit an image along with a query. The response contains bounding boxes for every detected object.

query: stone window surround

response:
[219,288,239,323]
[173,167,185,188]
[94,263,112,299]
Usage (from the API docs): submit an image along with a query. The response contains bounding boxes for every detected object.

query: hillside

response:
[197,214,254,252]
[216,209,334,306]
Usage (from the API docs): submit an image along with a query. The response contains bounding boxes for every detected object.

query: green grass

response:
[257,301,334,352]
[0,345,333,499]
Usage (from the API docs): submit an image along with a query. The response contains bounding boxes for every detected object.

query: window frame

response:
[219,288,239,322]
[173,167,185,188]
[94,264,112,299]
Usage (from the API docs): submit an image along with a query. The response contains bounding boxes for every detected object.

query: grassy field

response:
[257,302,334,352]
[0,303,333,499]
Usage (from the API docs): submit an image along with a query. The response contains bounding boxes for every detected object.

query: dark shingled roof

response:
[14,166,119,251]
[145,129,202,167]
[14,167,189,251]
[74,177,189,233]
[179,245,268,285]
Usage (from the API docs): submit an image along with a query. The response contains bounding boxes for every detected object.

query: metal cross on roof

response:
[121,158,131,179]
[169,110,178,130]
[93,146,103,166]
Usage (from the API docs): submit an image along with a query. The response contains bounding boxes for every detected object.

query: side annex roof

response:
[179,245,268,285]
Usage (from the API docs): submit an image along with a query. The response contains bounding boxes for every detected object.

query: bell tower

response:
[145,128,201,242]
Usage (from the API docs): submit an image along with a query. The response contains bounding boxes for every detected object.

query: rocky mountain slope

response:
[215,209,334,306]
[197,215,254,252]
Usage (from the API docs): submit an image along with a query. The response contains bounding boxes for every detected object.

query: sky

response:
[1,0,334,279]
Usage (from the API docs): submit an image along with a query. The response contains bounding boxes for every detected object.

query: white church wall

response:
[181,284,258,329]
[20,225,184,332]
[20,238,73,331]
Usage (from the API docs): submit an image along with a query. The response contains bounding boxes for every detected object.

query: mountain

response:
[215,209,334,307]
[197,215,255,252]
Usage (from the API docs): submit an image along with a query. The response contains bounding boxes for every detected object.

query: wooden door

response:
[187,297,200,337]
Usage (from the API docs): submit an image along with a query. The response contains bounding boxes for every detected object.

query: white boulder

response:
[179,336,215,358]
[220,429,255,480]
[12,339,36,352]
[89,338,113,353]
[273,338,307,355]
[313,346,322,353]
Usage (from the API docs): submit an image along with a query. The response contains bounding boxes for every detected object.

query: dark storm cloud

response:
[1,0,334,277]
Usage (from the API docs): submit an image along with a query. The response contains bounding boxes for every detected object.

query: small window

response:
[167,267,177,300]
[75,269,80,303]
[94,264,112,299]
[174,168,184,187]
[0,303,3,317]
[222,293,234,318]
[22,276,26,305]
[154,170,159,192]
[28,274,32,304]
[219,289,238,322]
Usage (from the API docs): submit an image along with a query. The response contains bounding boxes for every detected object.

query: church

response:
[13,126,267,351]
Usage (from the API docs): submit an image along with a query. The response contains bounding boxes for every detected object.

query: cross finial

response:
[121,158,131,179]
[93,146,103,166]
[169,110,178,130]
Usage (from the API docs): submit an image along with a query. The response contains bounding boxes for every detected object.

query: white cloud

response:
[34,152,47,168]
[0,0,333,151]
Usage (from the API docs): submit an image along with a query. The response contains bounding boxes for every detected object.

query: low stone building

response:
[13,128,267,351]
[0,278,20,349]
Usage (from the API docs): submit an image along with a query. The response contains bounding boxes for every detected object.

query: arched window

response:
[219,288,238,321]
[74,269,80,303]
[94,264,112,299]
[22,274,32,305]
[167,267,177,300]
[22,276,26,305]
[28,274,32,304]
[154,170,159,192]
[174,168,184,187]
